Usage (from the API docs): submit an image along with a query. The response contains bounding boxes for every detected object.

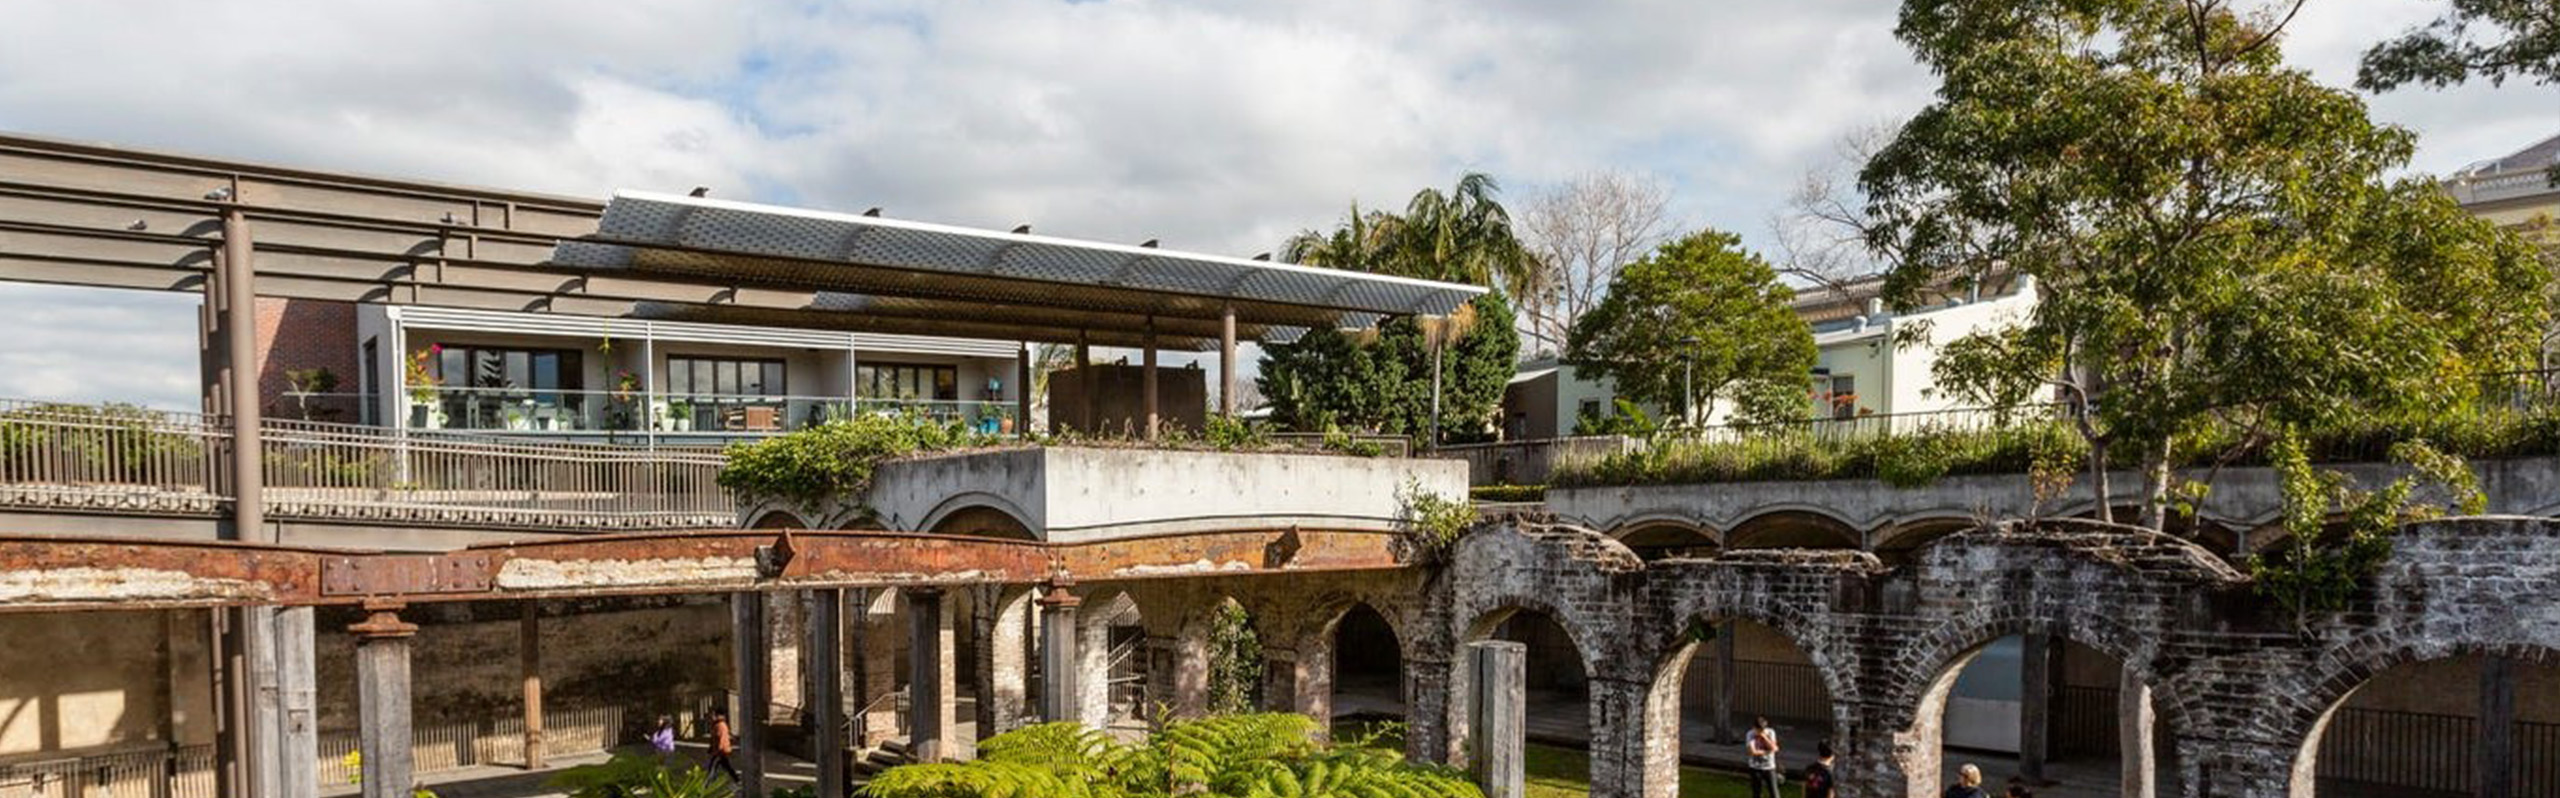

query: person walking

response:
[647,715,677,765]
[1799,740,1836,798]
[1942,763,1990,798]
[707,709,742,783]
[1744,716,1781,798]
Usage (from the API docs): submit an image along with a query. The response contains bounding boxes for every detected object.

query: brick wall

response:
[253,297,361,422]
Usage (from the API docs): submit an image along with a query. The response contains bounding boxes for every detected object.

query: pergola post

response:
[1143,317,1160,439]
[1014,342,1032,437]
[1037,584,1082,723]
[1219,304,1238,418]
[350,603,416,798]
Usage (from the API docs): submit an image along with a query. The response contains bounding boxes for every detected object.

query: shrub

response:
[715,412,995,509]
[1469,484,1547,503]
[862,714,1481,798]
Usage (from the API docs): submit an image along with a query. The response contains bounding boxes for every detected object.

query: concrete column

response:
[1219,304,1238,418]
[350,604,416,798]
[1710,622,1737,743]
[2019,632,2057,783]
[809,588,847,798]
[908,588,964,761]
[2119,669,2156,798]
[1142,317,1160,439]
[731,592,769,798]
[274,608,317,798]
[520,602,544,770]
[1038,586,1083,723]
[1467,641,1526,798]
[2482,655,2517,798]
[851,589,900,747]
[1405,656,1453,765]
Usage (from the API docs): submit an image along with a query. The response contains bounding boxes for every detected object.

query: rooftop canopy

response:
[553,191,1488,350]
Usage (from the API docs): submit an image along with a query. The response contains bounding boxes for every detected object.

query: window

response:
[1578,398,1603,418]
[857,362,959,401]
[432,345,581,393]
[1823,374,1857,419]
[668,356,787,397]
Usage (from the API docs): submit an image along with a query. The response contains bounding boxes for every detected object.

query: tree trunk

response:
[2136,437,2174,531]
[2087,438,2113,525]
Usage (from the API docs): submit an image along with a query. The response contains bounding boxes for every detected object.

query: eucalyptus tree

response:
[2360,0,2560,92]
[1860,0,2549,528]
[1564,230,1816,426]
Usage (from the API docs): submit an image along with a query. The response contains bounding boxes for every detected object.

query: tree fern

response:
[858,712,1476,798]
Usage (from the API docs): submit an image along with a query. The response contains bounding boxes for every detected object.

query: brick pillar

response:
[767,591,807,718]
[1467,641,1526,798]
[349,603,416,798]
[1290,636,1335,739]
[1405,656,1454,765]
[1038,586,1082,724]
[1172,629,1210,718]
[975,585,1031,736]
[1261,646,1300,714]
[1588,675,1680,798]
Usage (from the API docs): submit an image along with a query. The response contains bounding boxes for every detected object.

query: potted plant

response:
[665,399,694,432]
[284,367,339,421]
[404,346,442,428]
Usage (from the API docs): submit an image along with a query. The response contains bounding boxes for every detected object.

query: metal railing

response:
[315,702,643,785]
[2310,707,2559,797]
[0,398,735,531]
[1439,435,1640,486]
[1726,661,1833,728]
[0,744,216,798]
[300,389,1022,438]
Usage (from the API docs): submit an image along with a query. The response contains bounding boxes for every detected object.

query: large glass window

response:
[423,345,582,430]
[857,362,959,401]
[668,356,787,397]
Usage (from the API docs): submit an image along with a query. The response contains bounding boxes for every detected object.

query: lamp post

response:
[1680,335,1701,428]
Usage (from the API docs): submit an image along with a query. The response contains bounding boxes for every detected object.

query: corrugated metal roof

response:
[551,191,1483,347]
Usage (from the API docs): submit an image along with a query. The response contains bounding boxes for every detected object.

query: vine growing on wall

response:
[1393,479,1477,562]
[2248,431,2484,630]
[1206,600,1265,716]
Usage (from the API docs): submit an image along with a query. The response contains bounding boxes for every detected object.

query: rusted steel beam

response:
[0,527,1410,613]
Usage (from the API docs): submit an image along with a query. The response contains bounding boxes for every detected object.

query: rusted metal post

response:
[1037,584,1082,723]
[1073,331,1093,434]
[1142,318,1159,440]
[521,602,545,770]
[350,602,417,798]
[1219,304,1238,418]
[730,592,769,797]
[809,589,847,798]
[222,206,264,541]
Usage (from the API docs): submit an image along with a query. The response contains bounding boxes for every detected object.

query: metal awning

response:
[552,191,1487,349]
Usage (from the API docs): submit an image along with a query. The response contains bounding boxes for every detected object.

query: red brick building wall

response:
[254,297,361,422]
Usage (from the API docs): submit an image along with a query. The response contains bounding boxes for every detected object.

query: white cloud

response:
[0,0,2552,407]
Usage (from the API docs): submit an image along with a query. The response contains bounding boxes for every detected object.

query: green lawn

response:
[1334,719,1781,798]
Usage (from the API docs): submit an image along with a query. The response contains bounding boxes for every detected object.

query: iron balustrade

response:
[294,388,1023,438]
[0,398,735,531]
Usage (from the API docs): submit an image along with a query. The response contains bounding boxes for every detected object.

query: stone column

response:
[768,591,807,717]
[1405,656,1454,765]
[2482,655,2518,798]
[1290,638,1335,738]
[2019,633,2058,783]
[731,592,769,798]
[2119,670,2156,798]
[1467,641,1526,798]
[350,603,416,798]
[908,588,964,761]
[973,585,1031,737]
[1173,630,1211,719]
[809,588,847,798]
[1710,622,1737,743]
[1038,586,1083,723]
[520,602,544,770]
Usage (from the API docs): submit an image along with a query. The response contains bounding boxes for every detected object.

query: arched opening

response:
[1914,634,2170,797]
[748,509,808,529]
[1615,524,1717,561]
[1329,603,1403,722]
[928,505,1036,539]
[1725,510,1861,550]
[1873,517,1978,564]
[1660,618,1837,792]
[1076,593,1149,730]
[2297,652,2560,797]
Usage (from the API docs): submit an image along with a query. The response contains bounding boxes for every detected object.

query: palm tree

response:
[1389,173,1541,301]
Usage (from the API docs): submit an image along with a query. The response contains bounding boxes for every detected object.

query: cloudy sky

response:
[0,0,2554,410]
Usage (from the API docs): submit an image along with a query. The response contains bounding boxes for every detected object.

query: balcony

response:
[293,388,1022,440]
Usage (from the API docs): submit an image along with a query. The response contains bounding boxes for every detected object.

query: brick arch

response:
[745,508,809,529]
[1304,592,1417,662]
[2281,636,2560,798]
[1876,605,2194,798]
[1634,603,1861,798]
[1725,506,1863,550]
[917,492,1039,539]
